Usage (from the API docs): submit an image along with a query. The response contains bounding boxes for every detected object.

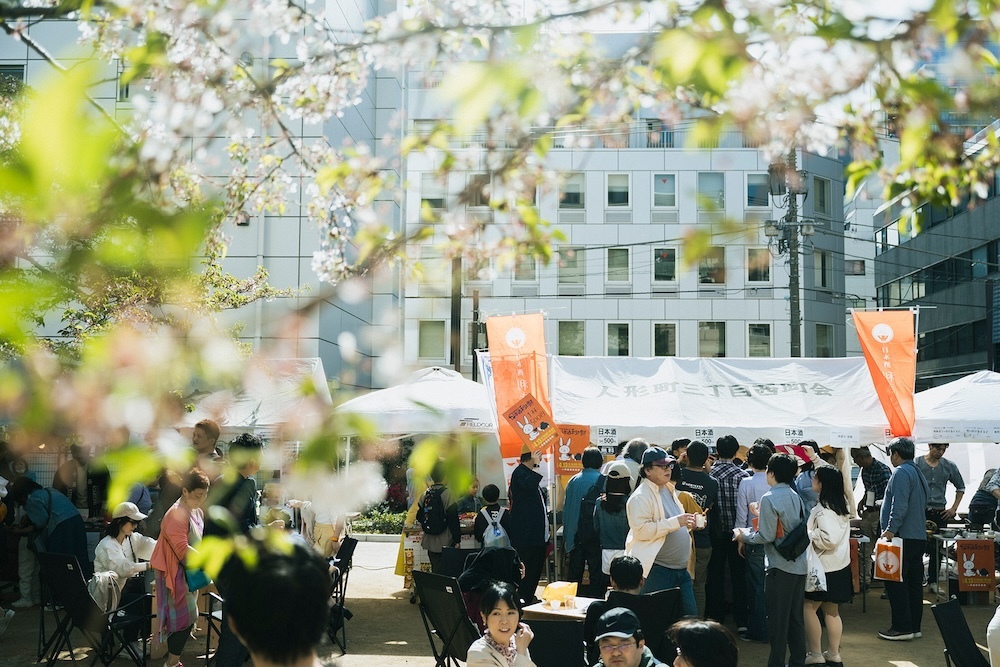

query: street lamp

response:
[767,150,815,358]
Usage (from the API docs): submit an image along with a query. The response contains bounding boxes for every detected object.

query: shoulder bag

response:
[774,502,809,561]
[164,511,212,592]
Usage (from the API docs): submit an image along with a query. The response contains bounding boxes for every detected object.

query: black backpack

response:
[576,483,601,547]
[420,485,448,536]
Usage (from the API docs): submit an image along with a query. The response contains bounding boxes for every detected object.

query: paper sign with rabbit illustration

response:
[503,392,559,453]
[554,424,591,476]
[956,539,995,591]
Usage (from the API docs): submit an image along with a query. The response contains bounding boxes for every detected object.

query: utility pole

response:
[786,150,801,357]
[766,149,813,358]
[471,289,481,381]
[450,256,461,373]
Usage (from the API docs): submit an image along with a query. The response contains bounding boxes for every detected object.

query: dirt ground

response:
[0,539,996,666]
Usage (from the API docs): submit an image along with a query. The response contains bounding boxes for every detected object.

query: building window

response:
[699,322,726,357]
[418,247,448,292]
[653,174,677,207]
[418,321,446,359]
[698,172,725,209]
[747,248,771,282]
[814,250,833,289]
[747,174,770,207]
[420,173,447,211]
[748,323,771,357]
[607,248,629,282]
[816,323,834,357]
[0,64,25,82]
[653,247,677,282]
[654,323,677,356]
[558,247,585,284]
[468,173,490,208]
[814,176,831,216]
[560,172,585,209]
[845,259,866,276]
[607,174,630,207]
[514,256,537,282]
[559,321,585,356]
[608,323,630,356]
[698,247,726,284]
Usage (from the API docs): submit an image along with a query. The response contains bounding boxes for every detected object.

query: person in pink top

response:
[149,468,210,667]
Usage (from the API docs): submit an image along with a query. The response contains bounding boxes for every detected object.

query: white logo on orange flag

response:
[486,314,553,462]
[852,310,916,436]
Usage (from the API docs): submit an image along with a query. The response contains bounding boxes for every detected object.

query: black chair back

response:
[439,547,480,579]
[526,618,586,667]
[412,570,480,666]
[931,598,990,667]
[38,552,105,634]
[328,535,359,653]
[602,588,682,662]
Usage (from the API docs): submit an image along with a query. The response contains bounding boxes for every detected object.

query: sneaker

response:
[823,650,843,666]
[737,626,749,633]
[805,651,826,665]
[878,628,914,641]
[12,597,38,609]
[927,583,939,594]
[913,631,922,638]
[0,609,13,638]
[880,591,889,600]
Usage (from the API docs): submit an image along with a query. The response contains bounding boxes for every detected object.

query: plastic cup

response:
[548,599,561,609]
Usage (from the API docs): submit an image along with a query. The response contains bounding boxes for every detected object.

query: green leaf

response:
[98,446,163,509]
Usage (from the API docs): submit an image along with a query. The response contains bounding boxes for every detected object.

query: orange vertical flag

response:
[852,310,916,436]
[486,314,552,461]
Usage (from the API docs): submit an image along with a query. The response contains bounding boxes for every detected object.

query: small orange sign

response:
[554,424,590,476]
[503,393,559,454]
[957,539,996,591]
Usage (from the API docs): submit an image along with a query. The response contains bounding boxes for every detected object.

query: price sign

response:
[596,426,618,455]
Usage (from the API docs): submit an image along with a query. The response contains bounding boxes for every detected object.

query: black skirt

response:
[804,565,853,604]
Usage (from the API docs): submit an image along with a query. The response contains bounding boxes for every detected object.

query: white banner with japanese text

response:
[549,356,891,447]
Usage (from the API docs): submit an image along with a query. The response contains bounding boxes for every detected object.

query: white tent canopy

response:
[550,356,891,447]
[335,366,497,436]
[914,370,1000,443]
[179,357,332,439]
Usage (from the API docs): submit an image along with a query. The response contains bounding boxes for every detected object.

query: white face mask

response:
[0,476,8,499]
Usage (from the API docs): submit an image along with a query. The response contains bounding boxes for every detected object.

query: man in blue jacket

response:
[878,436,930,641]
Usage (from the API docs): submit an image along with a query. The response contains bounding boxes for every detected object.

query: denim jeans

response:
[642,564,697,617]
[743,544,767,640]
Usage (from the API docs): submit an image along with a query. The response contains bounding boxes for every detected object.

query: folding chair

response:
[37,552,153,667]
[200,591,224,666]
[328,535,358,653]
[526,618,587,667]
[412,570,481,667]
[931,598,990,667]
[582,588,682,664]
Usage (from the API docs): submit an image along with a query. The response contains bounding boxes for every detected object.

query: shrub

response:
[351,507,406,534]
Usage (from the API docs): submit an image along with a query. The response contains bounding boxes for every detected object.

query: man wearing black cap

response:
[592,607,663,667]
[624,446,698,616]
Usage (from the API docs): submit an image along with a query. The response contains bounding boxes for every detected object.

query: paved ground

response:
[0,540,996,665]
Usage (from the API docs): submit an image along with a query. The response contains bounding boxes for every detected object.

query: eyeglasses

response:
[598,641,637,654]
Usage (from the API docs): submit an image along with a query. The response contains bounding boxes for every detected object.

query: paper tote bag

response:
[873,538,904,582]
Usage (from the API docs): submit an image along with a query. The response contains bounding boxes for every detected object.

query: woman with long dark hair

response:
[670,619,738,667]
[803,465,851,667]
[94,502,157,581]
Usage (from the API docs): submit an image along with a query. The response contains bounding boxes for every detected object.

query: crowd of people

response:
[401,431,990,667]
[0,420,349,667]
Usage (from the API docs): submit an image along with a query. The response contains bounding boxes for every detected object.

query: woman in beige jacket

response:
[803,465,852,667]
[466,581,536,667]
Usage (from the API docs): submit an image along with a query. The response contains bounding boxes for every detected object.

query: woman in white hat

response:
[94,501,157,581]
